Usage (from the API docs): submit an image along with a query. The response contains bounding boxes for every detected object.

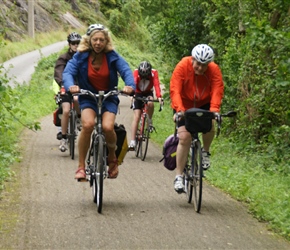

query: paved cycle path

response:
[0,95,289,249]
[2,41,67,87]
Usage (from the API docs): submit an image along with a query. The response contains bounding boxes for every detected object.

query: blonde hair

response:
[77,28,114,53]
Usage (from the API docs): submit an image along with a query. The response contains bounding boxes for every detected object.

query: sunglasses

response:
[70,41,80,46]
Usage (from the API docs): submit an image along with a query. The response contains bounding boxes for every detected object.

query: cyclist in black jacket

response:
[54,32,82,152]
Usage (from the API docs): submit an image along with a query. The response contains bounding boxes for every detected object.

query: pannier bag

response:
[159,134,179,171]
[53,106,62,127]
[184,108,215,134]
[114,123,128,165]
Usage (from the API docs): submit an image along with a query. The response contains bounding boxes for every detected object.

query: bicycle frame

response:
[139,103,148,138]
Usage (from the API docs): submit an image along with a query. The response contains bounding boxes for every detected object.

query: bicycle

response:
[132,96,163,161]
[175,108,236,213]
[57,92,79,160]
[74,88,126,213]
[67,94,79,160]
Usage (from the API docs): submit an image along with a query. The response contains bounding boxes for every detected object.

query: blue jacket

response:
[62,50,135,93]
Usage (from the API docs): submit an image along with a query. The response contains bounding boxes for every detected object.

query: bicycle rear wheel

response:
[68,109,76,160]
[192,140,203,213]
[93,135,105,213]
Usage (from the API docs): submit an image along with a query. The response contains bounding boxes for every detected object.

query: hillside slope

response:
[0,0,100,41]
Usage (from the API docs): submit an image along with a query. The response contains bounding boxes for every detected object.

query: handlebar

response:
[132,96,164,112]
[175,110,237,137]
[72,88,130,101]
[215,111,237,137]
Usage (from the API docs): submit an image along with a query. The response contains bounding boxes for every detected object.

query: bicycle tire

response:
[93,135,104,213]
[87,137,94,188]
[140,120,150,161]
[135,129,141,157]
[185,149,193,203]
[138,115,146,159]
[192,140,203,213]
[68,109,76,160]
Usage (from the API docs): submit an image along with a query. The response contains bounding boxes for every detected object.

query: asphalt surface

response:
[0,47,290,249]
[2,41,67,87]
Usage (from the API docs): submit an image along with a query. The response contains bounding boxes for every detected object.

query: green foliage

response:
[0,52,58,191]
[108,1,152,51]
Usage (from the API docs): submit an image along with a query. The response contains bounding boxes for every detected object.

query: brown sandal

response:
[108,158,119,179]
[75,167,87,182]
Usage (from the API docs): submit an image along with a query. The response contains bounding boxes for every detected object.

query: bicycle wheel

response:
[185,162,193,204]
[135,128,141,157]
[192,140,203,213]
[68,109,76,160]
[140,118,150,161]
[93,134,105,213]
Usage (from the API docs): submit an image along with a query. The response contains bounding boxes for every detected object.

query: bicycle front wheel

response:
[140,120,150,161]
[68,109,76,160]
[185,163,193,204]
[135,129,141,157]
[192,140,203,213]
[93,135,105,213]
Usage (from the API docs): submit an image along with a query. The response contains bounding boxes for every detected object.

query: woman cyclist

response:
[128,61,163,150]
[63,24,135,181]
[54,32,82,152]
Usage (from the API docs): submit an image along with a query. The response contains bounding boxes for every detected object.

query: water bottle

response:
[60,85,65,95]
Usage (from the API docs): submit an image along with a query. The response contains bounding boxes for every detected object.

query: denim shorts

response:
[79,95,120,115]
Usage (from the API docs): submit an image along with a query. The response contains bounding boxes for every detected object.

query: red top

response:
[88,54,110,91]
[170,56,224,112]
[133,69,162,98]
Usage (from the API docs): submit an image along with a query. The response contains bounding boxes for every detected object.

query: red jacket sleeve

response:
[152,69,162,98]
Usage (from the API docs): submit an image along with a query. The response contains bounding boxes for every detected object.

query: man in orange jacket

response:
[170,44,224,193]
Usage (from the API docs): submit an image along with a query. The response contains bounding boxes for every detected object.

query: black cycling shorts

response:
[133,92,153,110]
[60,93,72,103]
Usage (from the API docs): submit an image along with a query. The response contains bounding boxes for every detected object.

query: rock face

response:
[0,0,98,41]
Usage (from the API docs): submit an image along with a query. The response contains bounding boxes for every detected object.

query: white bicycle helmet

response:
[86,24,106,36]
[191,44,214,64]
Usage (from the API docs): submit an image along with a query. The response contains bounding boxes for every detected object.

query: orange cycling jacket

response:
[170,56,224,112]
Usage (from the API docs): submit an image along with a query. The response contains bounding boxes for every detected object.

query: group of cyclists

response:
[54,23,224,193]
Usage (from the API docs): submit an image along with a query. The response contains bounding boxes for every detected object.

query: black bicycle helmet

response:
[138,61,152,78]
[67,32,81,43]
